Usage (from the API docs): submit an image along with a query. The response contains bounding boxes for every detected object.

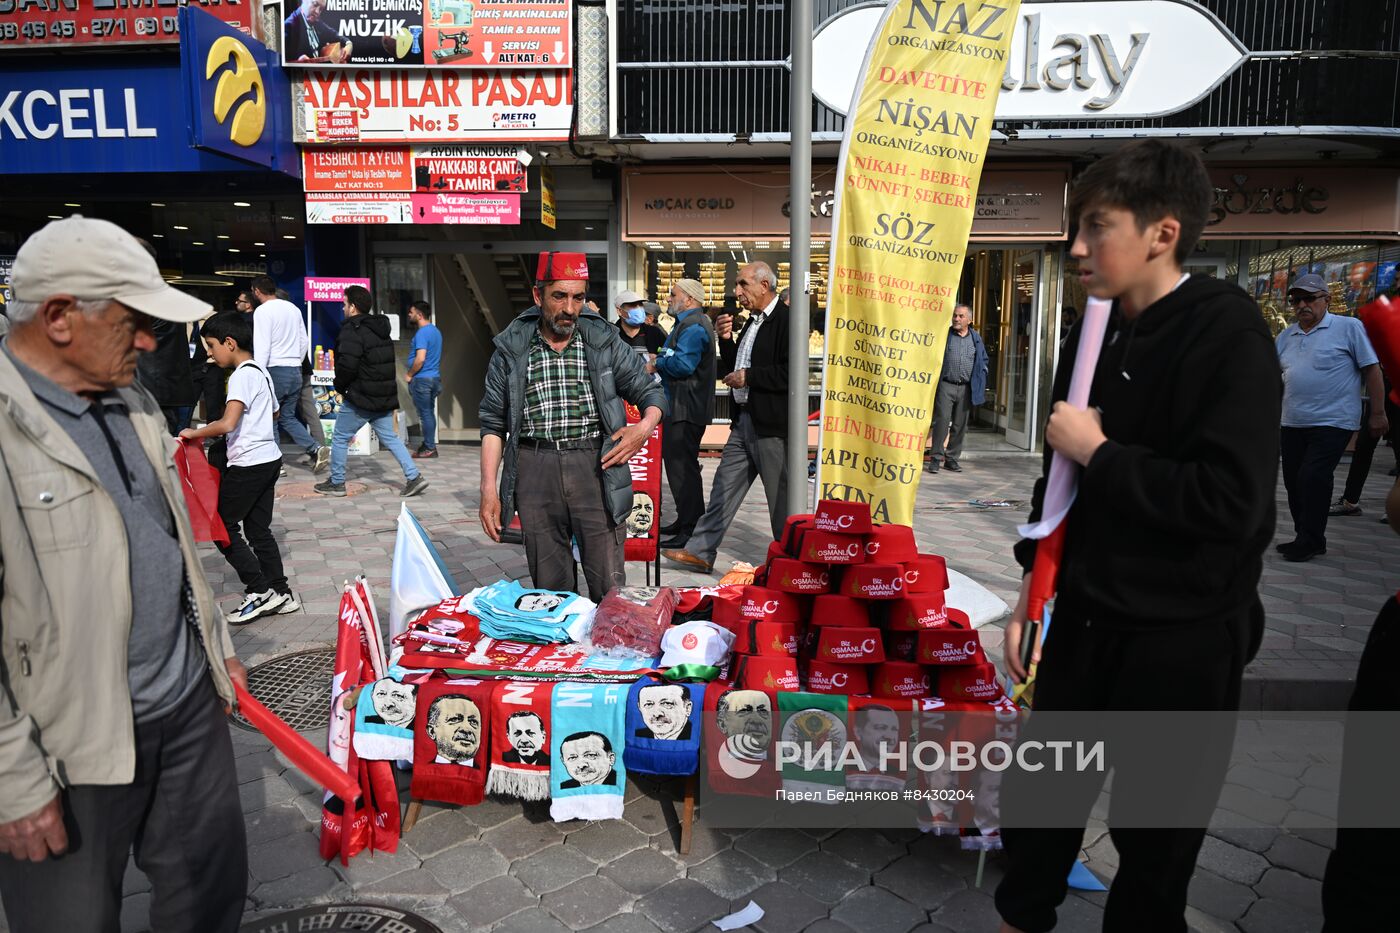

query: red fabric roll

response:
[809,594,871,628]
[864,524,917,563]
[813,499,874,534]
[903,554,949,593]
[767,558,833,594]
[804,661,870,695]
[886,593,950,631]
[842,563,909,600]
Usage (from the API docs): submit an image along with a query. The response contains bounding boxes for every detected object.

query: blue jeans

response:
[409,376,442,449]
[330,403,420,485]
[268,366,320,455]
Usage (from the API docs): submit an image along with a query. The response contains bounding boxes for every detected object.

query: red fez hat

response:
[809,627,886,664]
[796,528,866,565]
[738,585,804,623]
[917,629,985,665]
[883,630,919,662]
[903,554,949,593]
[813,499,873,534]
[934,662,1003,701]
[765,541,786,565]
[711,609,800,657]
[946,607,971,629]
[734,655,800,693]
[536,251,590,282]
[779,514,814,556]
[870,661,933,700]
[767,558,832,595]
[885,593,949,631]
[805,661,870,696]
[864,525,918,563]
[841,562,907,600]
[810,595,870,628]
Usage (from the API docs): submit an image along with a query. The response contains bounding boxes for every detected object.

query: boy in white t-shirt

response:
[181,312,300,624]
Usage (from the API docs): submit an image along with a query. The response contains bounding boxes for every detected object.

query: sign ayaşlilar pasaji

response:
[817,0,1020,524]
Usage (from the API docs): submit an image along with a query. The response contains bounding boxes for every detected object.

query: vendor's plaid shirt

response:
[521,329,602,441]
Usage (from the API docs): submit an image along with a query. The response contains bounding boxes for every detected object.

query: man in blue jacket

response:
[478,252,667,601]
[927,303,988,473]
[651,278,716,548]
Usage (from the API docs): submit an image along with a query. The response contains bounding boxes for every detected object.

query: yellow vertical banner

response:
[541,162,557,230]
[817,0,1020,524]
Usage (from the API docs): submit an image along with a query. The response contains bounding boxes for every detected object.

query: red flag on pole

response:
[320,586,375,862]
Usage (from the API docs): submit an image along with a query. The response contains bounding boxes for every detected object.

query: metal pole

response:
[787,0,813,517]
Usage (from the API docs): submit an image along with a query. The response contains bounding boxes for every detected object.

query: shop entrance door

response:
[960,247,1044,451]
[1002,250,1041,449]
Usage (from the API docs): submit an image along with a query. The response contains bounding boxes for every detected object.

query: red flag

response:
[233,683,357,802]
[320,587,375,862]
[173,438,230,546]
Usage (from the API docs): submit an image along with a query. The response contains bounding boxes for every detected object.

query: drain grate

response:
[232,647,337,734]
[240,905,442,933]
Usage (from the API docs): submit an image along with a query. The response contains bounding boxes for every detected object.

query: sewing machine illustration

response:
[433,29,474,62]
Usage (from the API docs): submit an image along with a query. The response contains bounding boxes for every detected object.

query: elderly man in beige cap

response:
[651,278,717,547]
[0,217,249,931]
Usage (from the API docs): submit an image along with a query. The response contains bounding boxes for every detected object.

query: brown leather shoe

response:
[662,548,713,573]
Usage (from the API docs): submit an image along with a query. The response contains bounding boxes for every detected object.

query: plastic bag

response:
[586,586,679,659]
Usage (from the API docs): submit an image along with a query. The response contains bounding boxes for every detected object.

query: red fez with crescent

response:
[864,525,918,563]
[870,661,933,700]
[934,662,1003,701]
[536,251,590,282]
[917,629,985,665]
[809,595,870,628]
[767,558,832,594]
[903,554,949,593]
[805,661,869,696]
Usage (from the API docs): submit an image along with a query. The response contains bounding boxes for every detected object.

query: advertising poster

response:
[0,0,248,49]
[279,0,570,68]
[306,191,520,225]
[300,69,571,143]
[302,146,527,192]
[816,0,1021,525]
[541,161,557,229]
[622,401,661,563]
[0,254,13,304]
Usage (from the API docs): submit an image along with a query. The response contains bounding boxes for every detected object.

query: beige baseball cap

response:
[614,289,644,307]
[10,215,212,323]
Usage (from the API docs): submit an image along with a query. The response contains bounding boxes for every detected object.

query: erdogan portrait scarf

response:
[486,680,555,801]
[623,677,704,777]
[353,678,417,761]
[777,691,848,802]
[703,681,780,798]
[549,682,627,822]
[410,679,493,807]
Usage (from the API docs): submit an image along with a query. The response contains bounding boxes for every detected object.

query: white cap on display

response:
[660,621,735,668]
[10,215,211,323]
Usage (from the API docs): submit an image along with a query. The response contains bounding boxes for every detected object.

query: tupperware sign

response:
[301,68,570,143]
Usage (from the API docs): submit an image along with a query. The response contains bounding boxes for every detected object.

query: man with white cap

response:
[614,288,666,355]
[652,278,716,547]
[1275,272,1387,561]
[0,217,249,930]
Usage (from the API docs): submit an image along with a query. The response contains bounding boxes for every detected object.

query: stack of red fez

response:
[711,500,1002,702]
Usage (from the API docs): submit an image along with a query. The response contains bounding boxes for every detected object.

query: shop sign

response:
[300,69,571,143]
[811,0,1247,121]
[277,0,570,69]
[302,145,527,192]
[180,6,300,175]
[1202,166,1400,238]
[623,165,1067,240]
[305,276,371,301]
[0,254,13,304]
[0,0,248,50]
[540,160,556,229]
[0,55,263,174]
[306,191,521,224]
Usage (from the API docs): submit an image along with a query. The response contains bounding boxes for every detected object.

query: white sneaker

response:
[275,592,302,615]
[312,447,331,474]
[227,590,288,625]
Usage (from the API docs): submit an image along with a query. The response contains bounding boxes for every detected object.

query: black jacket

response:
[135,320,197,407]
[334,313,399,413]
[1015,276,1282,627]
[720,301,791,438]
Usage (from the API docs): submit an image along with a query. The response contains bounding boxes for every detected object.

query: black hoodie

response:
[1014,275,1282,627]
[333,313,400,413]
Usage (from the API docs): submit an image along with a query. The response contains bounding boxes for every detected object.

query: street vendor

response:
[479,251,667,601]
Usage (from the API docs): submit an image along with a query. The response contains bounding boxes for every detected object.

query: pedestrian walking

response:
[664,261,790,573]
[315,285,428,498]
[652,278,716,548]
[405,299,443,458]
[0,216,248,932]
[614,288,667,354]
[251,275,329,473]
[1330,373,1400,517]
[1275,272,1387,561]
[996,141,1281,933]
[926,303,988,473]
[478,251,667,601]
[181,311,300,624]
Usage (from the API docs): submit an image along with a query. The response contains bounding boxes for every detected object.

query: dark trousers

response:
[685,410,788,563]
[215,458,288,595]
[1341,398,1400,503]
[930,380,971,464]
[1322,597,1399,931]
[515,445,625,602]
[662,418,706,536]
[201,363,228,423]
[160,407,192,437]
[1281,425,1353,549]
[995,603,1260,933]
[0,679,247,933]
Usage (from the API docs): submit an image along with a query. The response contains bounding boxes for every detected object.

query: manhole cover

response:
[277,481,369,499]
[232,647,336,733]
[241,905,442,933]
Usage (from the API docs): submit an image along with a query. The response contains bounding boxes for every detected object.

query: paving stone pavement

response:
[27,443,1395,932]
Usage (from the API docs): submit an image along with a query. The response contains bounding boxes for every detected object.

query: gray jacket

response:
[479,307,668,526]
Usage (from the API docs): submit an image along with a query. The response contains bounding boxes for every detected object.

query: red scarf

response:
[411,679,494,807]
[703,682,780,797]
[486,680,554,801]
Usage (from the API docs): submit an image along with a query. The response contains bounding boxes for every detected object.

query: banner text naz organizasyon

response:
[818,0,1020,525]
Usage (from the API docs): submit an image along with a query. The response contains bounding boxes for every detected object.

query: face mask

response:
[625,307,646,326]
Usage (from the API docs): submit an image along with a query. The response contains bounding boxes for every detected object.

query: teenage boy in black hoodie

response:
[995,141,1282,932]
